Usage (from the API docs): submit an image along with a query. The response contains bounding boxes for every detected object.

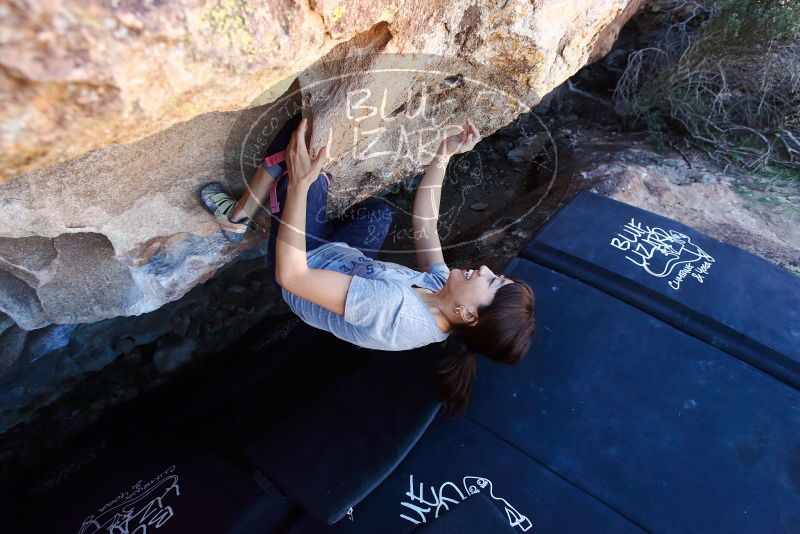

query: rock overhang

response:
[0,0,644,329]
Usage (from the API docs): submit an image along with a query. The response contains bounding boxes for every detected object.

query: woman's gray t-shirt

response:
[281,241,452,351]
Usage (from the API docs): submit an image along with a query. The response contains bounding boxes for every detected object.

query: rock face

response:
[0,0,643,330]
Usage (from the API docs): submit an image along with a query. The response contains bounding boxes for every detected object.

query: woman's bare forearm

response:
[270,121,350,315]
[275,182,312,286]
[413,143,450,233]
[412,142,449,269]
[274,180,352,316]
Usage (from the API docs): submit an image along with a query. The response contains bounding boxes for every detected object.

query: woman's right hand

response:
[286,117,328,189]
[438,119,481,158]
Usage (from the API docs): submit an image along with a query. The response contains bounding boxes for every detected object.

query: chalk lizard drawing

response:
[79,465,180,534]
[610,218,715,279]
[399,474,532,531]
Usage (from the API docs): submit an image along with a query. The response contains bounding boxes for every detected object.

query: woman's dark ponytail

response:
[435,275,535,418]
[436,334,478,417]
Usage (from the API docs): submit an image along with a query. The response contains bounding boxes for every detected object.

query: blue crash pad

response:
[19,192,800,533]
[243,341,442,524]
[413,493,517,533]
[521,191,800,389]
[286,417,644,533]
[467,257,800,533]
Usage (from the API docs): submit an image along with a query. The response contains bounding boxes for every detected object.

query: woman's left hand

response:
[286,117,328,188]
[438,119,481,158]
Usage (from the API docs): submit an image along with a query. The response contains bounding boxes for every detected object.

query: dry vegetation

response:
[614,0,800,175]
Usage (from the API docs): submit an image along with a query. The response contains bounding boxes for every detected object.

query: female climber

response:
[200,114,535,416]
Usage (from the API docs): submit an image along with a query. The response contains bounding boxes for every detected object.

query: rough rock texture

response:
[0,239,281,435]
[0,0,643,329]
[0,0,330,181]
[1,0,641,182]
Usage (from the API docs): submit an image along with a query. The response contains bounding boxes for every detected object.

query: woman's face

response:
[446,264,515,313]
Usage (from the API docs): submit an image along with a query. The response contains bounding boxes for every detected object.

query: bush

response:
[710,0,800,43]
[614,0,800,172]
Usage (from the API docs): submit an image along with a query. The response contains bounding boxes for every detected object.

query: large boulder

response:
[0,0,643,328]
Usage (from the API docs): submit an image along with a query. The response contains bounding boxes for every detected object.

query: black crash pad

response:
[521,191,800,390]
[286,417,644,533]
[243,342,443,525]
[467,257,800,533]
[26,435,261,533]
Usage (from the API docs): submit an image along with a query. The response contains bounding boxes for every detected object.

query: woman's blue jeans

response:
[266,172,394,288]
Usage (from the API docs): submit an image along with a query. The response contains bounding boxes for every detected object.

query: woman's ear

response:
[465,307,479,327]
[455,305,478,326]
